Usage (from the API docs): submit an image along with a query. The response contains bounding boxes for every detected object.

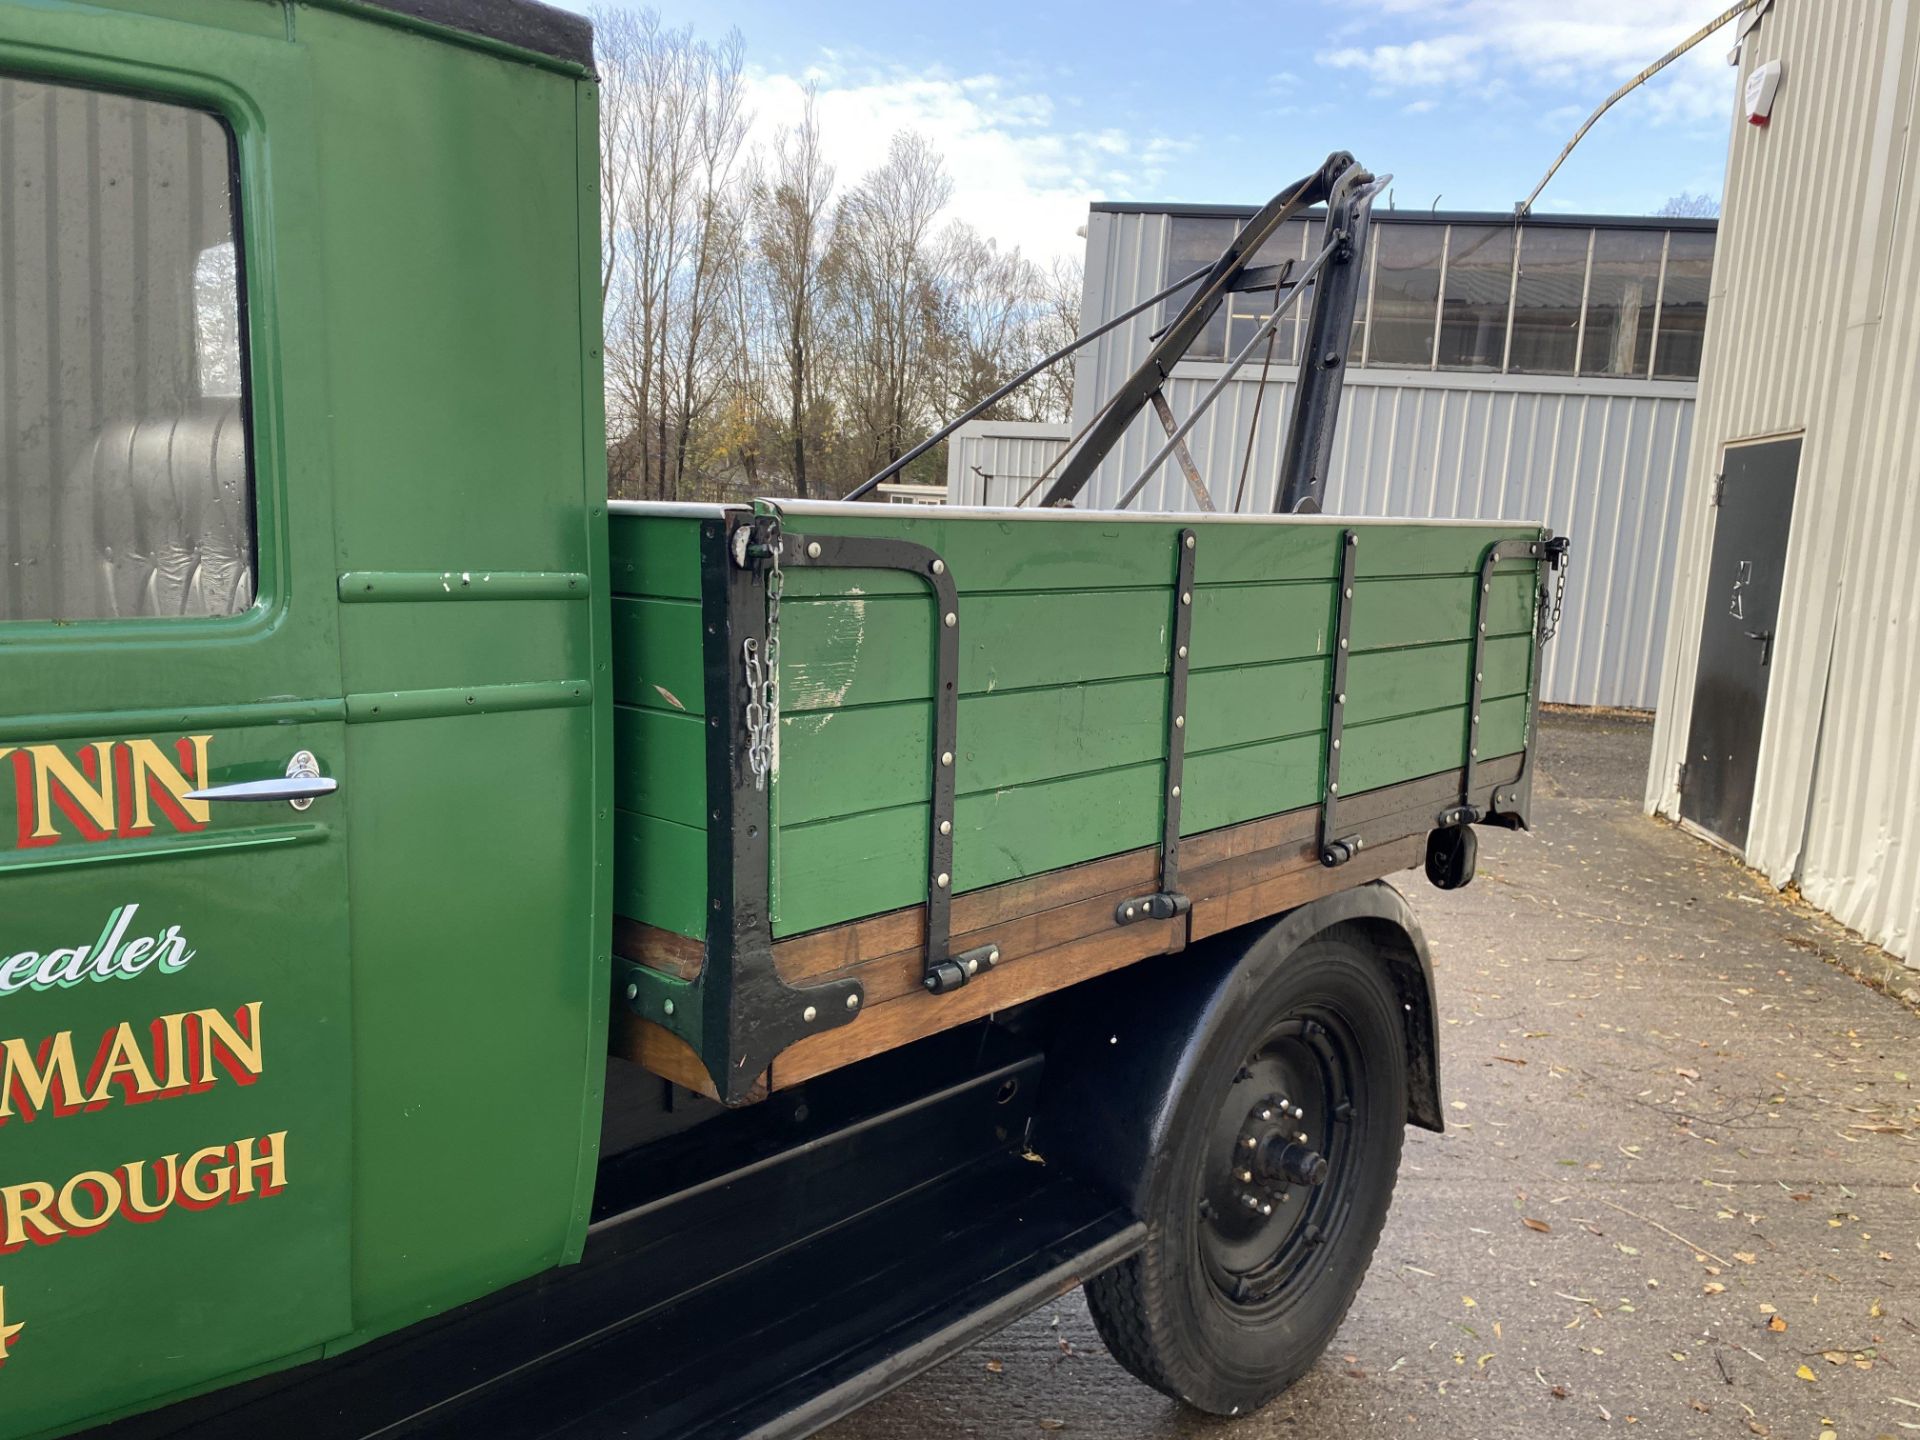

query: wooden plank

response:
[609,513,707,600]
[1346,635,1530,726]
[780,587,1173,712]
[614,917,704,980]
[1344,695,1527,795]
[611,1015,758,1103]
[610,595,705,714]
[767,831,1422,1091]
[773,760,1164,936]
[776,513,1190,596]
[613,809,708,939]
[773,512,1539,595]
[775,674,1167,829]
[1183,732,1322,835]
[774,846,1162,983]
[768,757,1522,985]
[613,704,708,828]
[615,757,1525,1093]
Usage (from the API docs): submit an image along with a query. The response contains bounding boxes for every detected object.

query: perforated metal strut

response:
[1319,531,1362,866]
[1118,528,1198,925]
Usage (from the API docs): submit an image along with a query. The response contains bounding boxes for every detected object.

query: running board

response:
[87,1050,1143,1440]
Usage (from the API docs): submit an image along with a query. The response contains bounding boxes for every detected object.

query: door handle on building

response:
[187,750,338,811]
[1744,629,1774,665]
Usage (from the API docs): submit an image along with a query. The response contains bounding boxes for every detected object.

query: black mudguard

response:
[1037,880,1443,1213]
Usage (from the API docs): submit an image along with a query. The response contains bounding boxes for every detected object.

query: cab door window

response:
[1,76,254,622]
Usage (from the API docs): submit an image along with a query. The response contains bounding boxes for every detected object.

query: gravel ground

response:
[823,710,1920,1440]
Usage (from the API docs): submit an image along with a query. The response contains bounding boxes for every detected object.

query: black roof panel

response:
[356,0,594,70]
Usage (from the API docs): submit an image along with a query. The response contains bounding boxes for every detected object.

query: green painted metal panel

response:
[0,3,611,1431]
[290,0,608,1346]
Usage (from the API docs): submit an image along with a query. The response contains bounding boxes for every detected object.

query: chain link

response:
[1540,548,1570,644]
[744,521,784,790]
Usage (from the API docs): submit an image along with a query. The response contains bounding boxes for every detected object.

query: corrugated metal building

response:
[1646,0,1920,964]
[950,205,1717,711]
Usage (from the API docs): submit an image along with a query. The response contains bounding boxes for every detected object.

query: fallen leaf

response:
[1767,1315,1788,1333]
[1796,1364,1818,1383]
[985,1359,1003,1374]
[1038,1422,1066,1432]
[1704,1282,1727,1295]
[1550,1385,1571,1400]
[1821,1350,1847,1365]
[1734,1252,1758,1265]
[1463,1296,1477,1308]
[1523,1217,1552,1233]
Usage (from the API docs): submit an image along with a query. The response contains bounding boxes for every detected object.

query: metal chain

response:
[744,522,785,790]
[1540,550,1570,644]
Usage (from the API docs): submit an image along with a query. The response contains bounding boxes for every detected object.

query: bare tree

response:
[596,14,1079,501]
[1657,190,1720,218]
[831,133,954,478]
[754,90,835,498]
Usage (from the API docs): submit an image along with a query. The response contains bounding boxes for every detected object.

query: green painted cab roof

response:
[315,0,594,73]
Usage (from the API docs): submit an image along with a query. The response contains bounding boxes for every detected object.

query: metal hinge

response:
[1675,761,1689,793]
[1710,474,1726,507]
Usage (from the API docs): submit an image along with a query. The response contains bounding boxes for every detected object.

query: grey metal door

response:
[1679,437,1802,849]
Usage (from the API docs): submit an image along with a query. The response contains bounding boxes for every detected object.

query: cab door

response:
[0,16,352,1438]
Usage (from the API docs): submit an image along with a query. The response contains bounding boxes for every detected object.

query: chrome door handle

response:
[187,750,338,812]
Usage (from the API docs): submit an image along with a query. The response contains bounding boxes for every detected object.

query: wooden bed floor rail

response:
[615,757,1523,1099]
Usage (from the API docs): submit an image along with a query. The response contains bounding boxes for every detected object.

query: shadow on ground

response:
[823,711,1920,1440]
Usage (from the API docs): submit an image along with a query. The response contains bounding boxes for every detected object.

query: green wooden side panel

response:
[609,514,706,600]
[611,597,705,714]
[606,509,1548,941]
[614,811,709,940]
[608,514,715,939]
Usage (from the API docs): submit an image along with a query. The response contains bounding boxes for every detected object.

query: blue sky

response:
[552,0,1740,262]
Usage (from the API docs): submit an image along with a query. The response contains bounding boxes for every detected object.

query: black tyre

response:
[1083,924,1407,1415]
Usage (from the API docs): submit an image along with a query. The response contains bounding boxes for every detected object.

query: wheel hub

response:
[1197,1018,1356,1312]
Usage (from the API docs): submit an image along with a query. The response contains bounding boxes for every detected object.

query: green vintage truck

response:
[0,2,1567,1437]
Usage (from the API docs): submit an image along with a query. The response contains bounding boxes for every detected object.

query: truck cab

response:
[0,4,1562,1437]
[1,4,610,1431]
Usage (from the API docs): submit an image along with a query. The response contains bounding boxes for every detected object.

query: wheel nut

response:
[1238,1169,1253,1183]
[1260,1203,1273,1216]
[1259,1108,1272,1121]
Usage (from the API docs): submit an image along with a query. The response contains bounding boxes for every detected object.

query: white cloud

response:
[1317,1,1737,129]
[742,61,1188,263]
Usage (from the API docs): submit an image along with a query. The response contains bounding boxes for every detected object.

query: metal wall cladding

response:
[1033,206,1698,710]
[1647,0,1920,963]
[945,420,1073,507]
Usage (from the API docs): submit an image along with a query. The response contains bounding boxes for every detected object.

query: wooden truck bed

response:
[610,499,1557,1103]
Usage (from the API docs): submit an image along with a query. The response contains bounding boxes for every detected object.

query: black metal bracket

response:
[1165,530,1197,878]
[779,528,988,997]
[1319,530,1362,866]
[1275,163,1378,514]
[1462,535,1554,823]
[620,512,864,1107]
[1115,891,1191,925]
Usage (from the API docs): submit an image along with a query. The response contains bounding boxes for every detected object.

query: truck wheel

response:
[1083,926,1407,1414]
